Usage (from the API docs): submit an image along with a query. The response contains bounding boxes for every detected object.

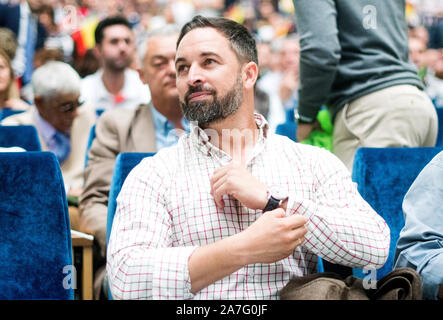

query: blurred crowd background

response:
[1,0,443,122]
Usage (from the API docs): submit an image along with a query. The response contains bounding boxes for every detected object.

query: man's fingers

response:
[211,175,227,196]
[284,213,308,229]
[293,236,305,247]
[212,182,228,209]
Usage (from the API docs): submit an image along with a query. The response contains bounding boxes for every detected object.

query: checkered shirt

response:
[107,114,390,300]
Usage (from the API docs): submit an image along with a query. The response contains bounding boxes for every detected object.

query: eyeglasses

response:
[57,99,84,113]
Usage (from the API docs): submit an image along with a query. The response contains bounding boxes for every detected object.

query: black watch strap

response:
[294,111,315,124]
[263,196,281,212]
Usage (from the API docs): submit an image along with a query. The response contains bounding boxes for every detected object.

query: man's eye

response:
[204,59,215,65]
[177,65,188,73]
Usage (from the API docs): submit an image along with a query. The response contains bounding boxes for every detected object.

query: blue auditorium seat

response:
[275,121,297,142]
[0,152,73,299]
[106,152,155,299]
[106,152,155,245]
[0,108,25,121]
[0,125,41,151]
[96,109,105,117]
[351,147,443,280]
[84,124,96,167]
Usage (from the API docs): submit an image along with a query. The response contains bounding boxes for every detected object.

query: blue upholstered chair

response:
[436,107,443,147]
[106,152,155,245]
[275,121,297,142]
[96,109,105,117]
[0,108,25,121]
[84,124,96,167]
[106,152,155,299]
[0,125,41,151]
[0,152,73,299]
[351,147,443,280]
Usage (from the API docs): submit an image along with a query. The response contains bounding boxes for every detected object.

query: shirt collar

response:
[190,113,270,165]
[34,109,56,143]
[33,109,70,143]
[150,103,189,136]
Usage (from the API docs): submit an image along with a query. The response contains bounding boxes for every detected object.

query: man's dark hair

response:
[94,16,132,45]
[177,15,258,65]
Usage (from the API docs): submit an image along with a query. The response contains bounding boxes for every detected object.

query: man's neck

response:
[205,111,259,163]
[102,68,125,96]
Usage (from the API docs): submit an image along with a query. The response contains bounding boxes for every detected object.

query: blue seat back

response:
[106,152,155,245]
[0,108,25,121]
[96,109,105,117]
[84,124,96,167]
[106,152,154,300]
[0,152,73,299]
[351,147,443,279]
[0,125,41,151]
[275,121,297,142]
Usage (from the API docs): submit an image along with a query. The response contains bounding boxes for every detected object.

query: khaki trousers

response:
[333,85,438,172]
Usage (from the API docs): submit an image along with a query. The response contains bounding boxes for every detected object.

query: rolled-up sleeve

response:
[287,147,390,269]
[394,152,443,300]
[107,159,198,300]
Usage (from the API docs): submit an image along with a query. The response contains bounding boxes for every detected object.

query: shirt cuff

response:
[152,246,198,300]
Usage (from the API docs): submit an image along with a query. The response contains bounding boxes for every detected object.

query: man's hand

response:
[210,162,268,210]
[188,208,308,293]
[239,208,308,264]
[296,122,315,142]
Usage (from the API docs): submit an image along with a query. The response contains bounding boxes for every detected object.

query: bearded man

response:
[106,16,390,300]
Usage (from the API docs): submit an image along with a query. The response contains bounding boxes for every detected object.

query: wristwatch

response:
[263,185,289,212]
[294,111,315,124]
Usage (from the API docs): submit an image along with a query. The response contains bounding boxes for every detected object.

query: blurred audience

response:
[38,4,75,65]
[257,35,300,130]
[80,15,150,114]
[0,0,49,86]
[1,61,95,198]
[0,49,30,111]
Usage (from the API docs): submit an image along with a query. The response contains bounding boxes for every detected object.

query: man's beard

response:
[104,55,132,72]
[180,75,243,127]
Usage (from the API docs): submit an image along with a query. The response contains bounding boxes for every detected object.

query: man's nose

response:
[70,107,79,119]
[167,59,176,76]
[186,63,204,86]
[118,40,130,52]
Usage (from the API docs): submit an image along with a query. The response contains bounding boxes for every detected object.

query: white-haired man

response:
[2,61,96,197]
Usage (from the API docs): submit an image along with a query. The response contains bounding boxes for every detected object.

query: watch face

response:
[270,185,288,201]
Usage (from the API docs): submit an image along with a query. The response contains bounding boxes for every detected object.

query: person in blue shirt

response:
[78,25,187,299]
[394,151,443,300]
[0,0,48,86]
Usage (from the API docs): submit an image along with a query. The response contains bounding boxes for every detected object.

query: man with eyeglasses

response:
[2,61,96,198]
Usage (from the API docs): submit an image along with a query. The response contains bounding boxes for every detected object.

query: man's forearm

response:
[188,208,307,294]
[188,232,248,294]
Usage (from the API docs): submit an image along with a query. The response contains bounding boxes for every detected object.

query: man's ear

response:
[242,62,259,90]
[138,68,146,84]
[93,46,101,59]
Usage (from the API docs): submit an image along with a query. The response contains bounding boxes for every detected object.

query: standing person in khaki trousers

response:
[293,0,438,172]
